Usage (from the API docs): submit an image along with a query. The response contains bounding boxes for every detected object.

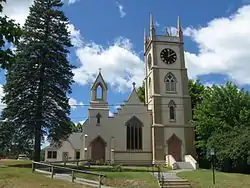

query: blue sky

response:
[2,0,250,135]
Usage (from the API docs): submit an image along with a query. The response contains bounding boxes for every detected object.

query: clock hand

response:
[168,53,175,57]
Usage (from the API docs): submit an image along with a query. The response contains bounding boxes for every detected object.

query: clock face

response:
[160,48,177,64]
[148,54,152,68]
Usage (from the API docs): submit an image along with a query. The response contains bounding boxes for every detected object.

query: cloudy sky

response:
[1,0,250,137]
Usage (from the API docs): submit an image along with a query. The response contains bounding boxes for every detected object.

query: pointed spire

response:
[149,12,155,39]
[177,16,183,42]
[144,27,147,42]
[150,12,154,30]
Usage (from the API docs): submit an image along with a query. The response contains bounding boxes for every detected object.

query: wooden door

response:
[91,137,105,161]
[168,134,182,161]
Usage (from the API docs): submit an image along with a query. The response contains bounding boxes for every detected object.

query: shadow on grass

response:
[54,165,158,173]
[4,164,32,168]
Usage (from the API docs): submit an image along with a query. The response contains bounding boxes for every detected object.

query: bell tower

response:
[89,69,109,125]
[144,14,196,164]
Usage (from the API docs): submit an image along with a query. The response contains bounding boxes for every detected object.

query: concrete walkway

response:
[153,169,194,181]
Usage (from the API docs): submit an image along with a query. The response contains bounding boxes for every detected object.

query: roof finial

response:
[99,68,102,73]
[132,82,136,89]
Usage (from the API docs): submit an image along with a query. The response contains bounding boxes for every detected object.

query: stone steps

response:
[174,162,194,170]
[159,179,191,188]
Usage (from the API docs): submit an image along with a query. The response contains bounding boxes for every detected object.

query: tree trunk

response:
[33,64,45,162]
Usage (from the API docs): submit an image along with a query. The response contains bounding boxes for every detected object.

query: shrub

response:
[112,164,123,172]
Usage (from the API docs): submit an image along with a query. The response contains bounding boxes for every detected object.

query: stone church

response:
[44,15,197,167]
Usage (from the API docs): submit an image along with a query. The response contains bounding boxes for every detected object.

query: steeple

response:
[149,12,155,39]
[90,69,108,102]
[177,16,183,42]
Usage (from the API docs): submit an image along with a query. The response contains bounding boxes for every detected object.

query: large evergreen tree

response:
[0,0,22,68]
[1,0,74,161]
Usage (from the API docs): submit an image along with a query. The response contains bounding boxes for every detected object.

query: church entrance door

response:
[91,136,106,161]
[168,134,182,161]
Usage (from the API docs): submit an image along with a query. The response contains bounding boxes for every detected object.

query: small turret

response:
[177,16,183,42]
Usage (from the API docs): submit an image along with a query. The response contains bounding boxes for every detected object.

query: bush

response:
[112,164,123,172]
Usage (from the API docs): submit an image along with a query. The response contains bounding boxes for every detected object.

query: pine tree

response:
[0,0,22,68]
[1,0,74,161]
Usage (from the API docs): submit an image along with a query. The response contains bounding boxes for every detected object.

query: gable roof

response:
[125,85,144,105]
[66,132,82,150]
[91,72,108,91]
[44,132,82,151]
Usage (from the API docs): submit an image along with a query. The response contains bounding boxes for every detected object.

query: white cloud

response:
[67,24,84,47]
[109,111,114,117]
[69,97,83,110]
[73,36,144,91]
[155,21,160,27]
[184,5,250,85]
[0,85,5,112]
[1,0,80,27]
[67,0,80,5]
[1,0,34,26]
[115,1,126,18]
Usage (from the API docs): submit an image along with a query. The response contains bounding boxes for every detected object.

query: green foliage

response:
[188,79,206,115]
[0,0,74,161]
[193,82,250,172]
[72,122,83,132]
[0,0,22,69]
[112,164,123,172]
[137,81,145,103]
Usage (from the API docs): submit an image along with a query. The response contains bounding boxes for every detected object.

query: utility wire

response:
[0,108,189,123]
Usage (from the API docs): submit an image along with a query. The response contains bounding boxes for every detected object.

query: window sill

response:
[126,150,143,152]
[166,91,177,94]
[169,119,176,122]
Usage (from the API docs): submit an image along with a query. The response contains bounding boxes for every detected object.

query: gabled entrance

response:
[167,134,182,161]
[90,135,106,161]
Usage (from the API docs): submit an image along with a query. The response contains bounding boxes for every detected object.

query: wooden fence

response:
[32,161,106,188]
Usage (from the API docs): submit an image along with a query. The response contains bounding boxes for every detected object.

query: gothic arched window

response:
[164,73,177,92]
[148,77,152,97]
[125,116,143,150]
[168,100,176,121]
[95,83,103,100]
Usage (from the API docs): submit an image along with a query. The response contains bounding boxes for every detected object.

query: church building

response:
[44,15,196,167]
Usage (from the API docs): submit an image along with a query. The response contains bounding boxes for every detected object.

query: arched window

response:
[148,77,152,97]
[125,116,143,150]
[96,113,101,125]
[168,100,176,121]
[164,73,177,92]
[95,83,103,100]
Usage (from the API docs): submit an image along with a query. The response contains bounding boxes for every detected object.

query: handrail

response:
[45,159,88,163]
[32,161,106,187]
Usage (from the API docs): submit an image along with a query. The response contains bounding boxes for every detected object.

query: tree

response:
[192,82,250,173]
[72,122,83,132]
[188,79,206,116]
[0,0,22,69]
[137,81,145,103]
[1,0,74,161]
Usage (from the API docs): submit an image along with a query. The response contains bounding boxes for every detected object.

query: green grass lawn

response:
[0,159,87,188]
[178,169,250,188]
[73,165,165,188]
